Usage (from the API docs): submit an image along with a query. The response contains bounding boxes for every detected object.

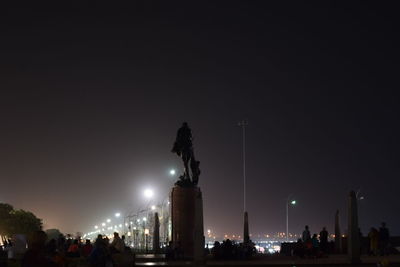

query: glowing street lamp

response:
[94,225,98,229]
[102,223,106,227]
[286,195,297,242]
[144,189,154,199]
[170,169,176,176]
[115,212,121,218]
[151,205,156,210]
[106,219,111,223]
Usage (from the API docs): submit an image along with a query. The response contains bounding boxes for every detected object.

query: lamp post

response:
[238,120,248,214]
[286,195,296,242]
[238,120,250,244]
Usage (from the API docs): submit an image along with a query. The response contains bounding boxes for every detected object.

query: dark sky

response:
[1,1,399,236]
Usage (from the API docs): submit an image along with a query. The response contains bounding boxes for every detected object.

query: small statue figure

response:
[172,122,200,186]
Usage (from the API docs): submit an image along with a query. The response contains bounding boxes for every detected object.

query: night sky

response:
[1,2,399,237]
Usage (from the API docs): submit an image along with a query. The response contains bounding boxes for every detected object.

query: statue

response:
[172,122,201,186]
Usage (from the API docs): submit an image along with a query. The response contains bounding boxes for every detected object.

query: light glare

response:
[144,189,154,198]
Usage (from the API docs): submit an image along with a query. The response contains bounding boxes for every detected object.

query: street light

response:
[286,195,297,242]
[115,212,121,217]
[238,120,248,214]
[151,205,156,210]
[144,189,154,199]
[94,225,98,229]
[107,219,111,223]
[170,169,176,176]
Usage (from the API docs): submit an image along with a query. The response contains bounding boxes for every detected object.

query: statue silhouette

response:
[172,122,200,186]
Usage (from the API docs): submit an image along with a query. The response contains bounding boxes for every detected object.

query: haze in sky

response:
[0,2,399,236]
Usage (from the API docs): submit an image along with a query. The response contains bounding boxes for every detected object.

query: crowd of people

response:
[0,222,395,266]
[292,225,332,258]
[210,239,255,260]
[292,222,392,258]
[0,231,133,267]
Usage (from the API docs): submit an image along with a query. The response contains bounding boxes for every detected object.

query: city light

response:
[115,212,121,217]
[94,225,98,229]
[143,217,147,221]
[144,189,154,198]
[151,205,156,210]
[291,200,296,205]
[170,169,176,176]
[102,223,106,226]
[107,219,111,223]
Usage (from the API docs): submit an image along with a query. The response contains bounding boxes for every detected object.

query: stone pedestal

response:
[347,190,360,264]
[171,185,204,260]
[153,212,160,253]
[243,211,250,244]
[334,210,342,253]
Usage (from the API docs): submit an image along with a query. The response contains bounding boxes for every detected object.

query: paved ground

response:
[6,254,400,266]
[135,254,400,266]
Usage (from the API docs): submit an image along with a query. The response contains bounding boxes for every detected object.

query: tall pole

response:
[286,194,293,242]
[238,120,249,244]
[286,198,289,242]
[238,120,248,213]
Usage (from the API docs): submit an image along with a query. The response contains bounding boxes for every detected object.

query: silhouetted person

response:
[95,234,103,246]
[121,235,126,249]
[82,239,93,258]
[311,234,320,257]
[368,227,379,256]
[21,231,57,267]
[65,238,72,254]
[67,239,80,258]
[302,225,311,243]
[204,243,210,256]
[319,227,328,253]
[110,232,124,253]
[0,243,7,267]
[89,238,112,267]
[165,241,174,260]
[211,241,221,259]
[222,239,233,259]
[56,234,65,254]
[379,222,390,255]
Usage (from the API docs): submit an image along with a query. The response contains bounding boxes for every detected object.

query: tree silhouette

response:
[0,203,42,237]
